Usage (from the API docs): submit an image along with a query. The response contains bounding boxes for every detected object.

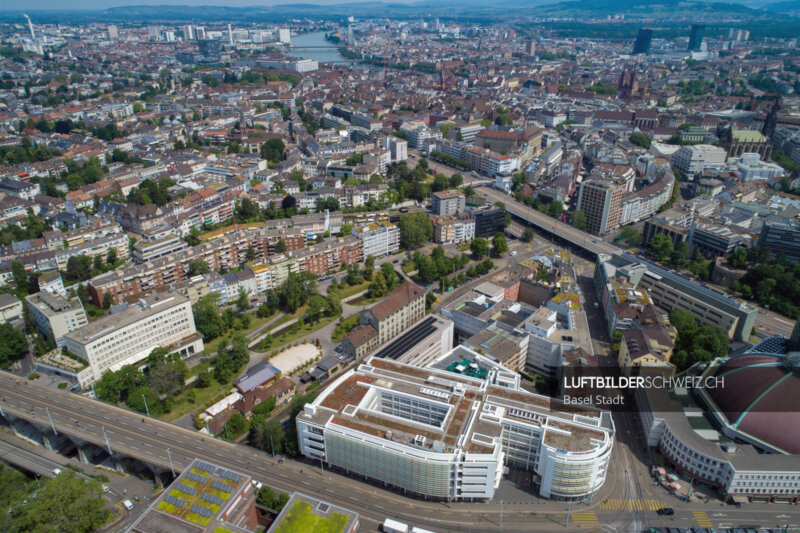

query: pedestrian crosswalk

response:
[569,510,599,527]
[694,511,713,527]
[597,498,666,511]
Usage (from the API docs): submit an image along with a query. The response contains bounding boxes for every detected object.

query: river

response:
[285,31,353,65]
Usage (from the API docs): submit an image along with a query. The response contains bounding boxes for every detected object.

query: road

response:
[3,371,799,531]
[476,185,797,344]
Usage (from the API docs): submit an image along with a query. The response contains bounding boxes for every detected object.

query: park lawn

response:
[269,312,341,349]
[331,313,360,343]
[337,280,371,300]
[162,373,236,422]
[273,501,349,533]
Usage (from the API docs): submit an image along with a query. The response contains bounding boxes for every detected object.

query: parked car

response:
[656,507,674,516]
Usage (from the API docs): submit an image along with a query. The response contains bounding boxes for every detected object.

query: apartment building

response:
[64,293,203,384]
[292,235,362,276]
[689,224,750,259]
[432,213,475,245]
[26,292,88,346]
[399,121,442,149]
[434,139,517,177]
[577,178,626,236]
[88,227,305,306]
[296,354,614,501]
[131,234,189,263]
[351,221,399,258]
[383,136,408,163]
[247,255,299,293]
[0,294,23,323]
[360,282,426,345]
[619,171,674,225]
[431,189,466,216]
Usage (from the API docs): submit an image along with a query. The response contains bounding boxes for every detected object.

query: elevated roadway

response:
[1,372,797,531]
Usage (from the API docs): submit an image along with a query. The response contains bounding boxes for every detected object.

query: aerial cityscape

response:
[1,1,800,531]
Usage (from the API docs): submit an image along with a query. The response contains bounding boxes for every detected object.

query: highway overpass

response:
[475,186,787,341]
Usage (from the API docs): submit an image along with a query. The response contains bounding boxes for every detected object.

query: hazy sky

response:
[2,0,391,10]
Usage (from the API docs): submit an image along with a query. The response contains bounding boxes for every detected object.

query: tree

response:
[522,227,535,243]
[397,213,433,249]
[224,412,246,438]
[306,294,326,322]
[193,294,227,340]
[257,485,276,508]
[728,247,748,268]
[364,254,375,281]
[275,492,291,511]
[449,173,463,188]
[248,417,285,455]
[106,247,117,266]
[650,233,674,264]
[93,254,104,273]
[492,233,508,257]
[629,132,652,148]
[8,470,105,533]
[11,261,27,292]
[381,262,398,291]
[670,241,691,269]
[235,288,249,313]
[246,246,257,262]
[275,239,288,254]
[620,227,642,246]
[0,323,27,369]
[65,255,91,282]
[188,259,210,276]
[470,237,490,259]
[370,271,388,298]
[340,223,352,236]
[126,386,163,416]
[237,197,260,220]
[571,209,587,231]
[260,138,285,164]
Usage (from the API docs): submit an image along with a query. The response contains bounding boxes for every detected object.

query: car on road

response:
[52,468,62,476]
[102,485,110,493]
[656,507,674,515]
[122,499,134,511]
[510,251,517,256]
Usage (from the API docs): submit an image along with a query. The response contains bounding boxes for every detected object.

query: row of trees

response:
[94,348,188,416]
[727,246,800,319]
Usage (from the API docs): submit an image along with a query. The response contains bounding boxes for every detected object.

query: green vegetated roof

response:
[273,501,349,533]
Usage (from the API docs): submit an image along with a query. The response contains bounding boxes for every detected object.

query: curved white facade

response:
[297,354,614,501]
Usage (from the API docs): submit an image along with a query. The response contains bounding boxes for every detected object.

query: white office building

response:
[278,28,291,43]
[26,292,88,347]
[297,354,614,501]
[352,221,399,258]
[672,145,727,177]
[383,137,408,163]
[64,293,203,384]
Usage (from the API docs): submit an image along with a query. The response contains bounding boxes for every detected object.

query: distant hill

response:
[762,0,800,12]
[532,0,760,18]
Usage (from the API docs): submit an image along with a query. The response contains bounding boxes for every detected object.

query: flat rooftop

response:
[301,356,613,457]
[129,460,253,533]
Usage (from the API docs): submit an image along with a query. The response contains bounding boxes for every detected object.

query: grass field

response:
[331,313,360,343]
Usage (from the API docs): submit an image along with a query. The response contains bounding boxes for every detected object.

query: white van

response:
[122,499,134,511]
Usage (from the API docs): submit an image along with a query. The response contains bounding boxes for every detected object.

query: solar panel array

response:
[186,472,206,484]
[195,462,215,473]
[176,483,197,496]
[375,316,437,360]
[164,495,186,508]
[211,481,232,493]
[218,469,241,483]
[202,493,224,506]
[190,505,214,518]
